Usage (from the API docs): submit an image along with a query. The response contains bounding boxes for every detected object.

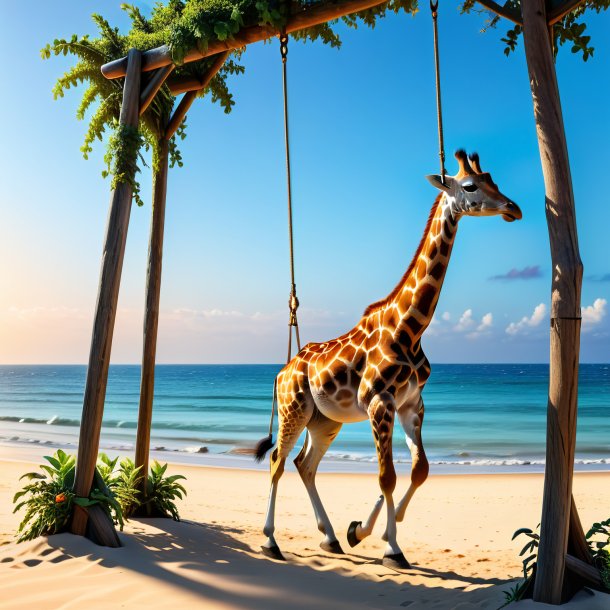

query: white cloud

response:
[477,312,493,332]
[582,298,607,331]
[454,309,475,332]
[441,311,451,321]
[465,312,493,339]
[506,303,547,336]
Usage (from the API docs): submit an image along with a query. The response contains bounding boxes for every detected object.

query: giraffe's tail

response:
[254,434,274,462]
[254,378,278,463]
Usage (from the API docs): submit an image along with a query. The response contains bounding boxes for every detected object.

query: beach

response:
[1,446,609,609]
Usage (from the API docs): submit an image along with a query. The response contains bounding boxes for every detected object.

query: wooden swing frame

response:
[67,0,602,604]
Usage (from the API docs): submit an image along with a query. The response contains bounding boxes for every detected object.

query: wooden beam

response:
[165,92,197,141]
[139,65,174,115]
[164,52,228,140]
[135,138,169,495]
[568,495,595,566]
[70,49,142,537]
[167,75,205,95]
[101,0,392,79]
[475,0,522,25]
[547,0,587,26]
[564,554,603,589]
[522,0,584,604]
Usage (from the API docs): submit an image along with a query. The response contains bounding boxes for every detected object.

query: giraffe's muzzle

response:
[501,200,522,222]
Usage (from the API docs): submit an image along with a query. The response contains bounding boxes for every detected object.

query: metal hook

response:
[430,0,438,14]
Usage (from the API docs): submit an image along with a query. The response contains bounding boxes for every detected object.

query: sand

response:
[0,448,608,609]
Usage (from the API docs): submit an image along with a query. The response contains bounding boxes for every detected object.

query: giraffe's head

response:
[426,150,522,222]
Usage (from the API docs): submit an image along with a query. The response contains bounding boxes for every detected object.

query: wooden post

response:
[71,49,142,540]
[133,52,228,497]
[521,1,585,603]
[134,138,169,492]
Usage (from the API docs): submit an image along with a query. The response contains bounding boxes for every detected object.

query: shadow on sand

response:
[32,518,510,609]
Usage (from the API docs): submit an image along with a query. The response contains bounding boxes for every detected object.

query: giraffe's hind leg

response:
[262,382,313,560]
[294,411,343,554]
[395,398,429,523]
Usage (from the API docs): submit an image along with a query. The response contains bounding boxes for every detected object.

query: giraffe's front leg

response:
[368,392,410,569]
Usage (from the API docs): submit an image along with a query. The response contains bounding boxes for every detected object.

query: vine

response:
[461,0,609,61]
[43,1,420,208]
[102,123,147,207]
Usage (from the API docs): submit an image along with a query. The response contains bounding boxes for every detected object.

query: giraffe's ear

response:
[425,174,453,193]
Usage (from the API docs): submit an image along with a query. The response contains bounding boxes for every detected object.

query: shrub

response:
[139,461,187,521]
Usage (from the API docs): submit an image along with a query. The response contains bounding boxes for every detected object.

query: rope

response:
[430,0,446,184]
[280,30,301,363]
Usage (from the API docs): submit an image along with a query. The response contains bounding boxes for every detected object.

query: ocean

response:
[0,364,608,473]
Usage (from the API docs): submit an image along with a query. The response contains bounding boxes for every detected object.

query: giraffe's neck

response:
[384,195,458,344]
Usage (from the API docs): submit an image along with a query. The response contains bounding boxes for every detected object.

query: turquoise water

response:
[0,364,608,470]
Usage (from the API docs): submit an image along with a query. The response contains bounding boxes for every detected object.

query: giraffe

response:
[255,150,522,569]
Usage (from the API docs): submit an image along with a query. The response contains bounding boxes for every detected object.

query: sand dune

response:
[1,454,608,609]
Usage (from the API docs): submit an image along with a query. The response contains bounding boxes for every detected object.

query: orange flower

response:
[55,493,66,504]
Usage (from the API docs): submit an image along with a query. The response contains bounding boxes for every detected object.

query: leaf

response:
[73,497,94,507]
[512,527,533,540]
[19,472,46,481]
[44,455,62,471]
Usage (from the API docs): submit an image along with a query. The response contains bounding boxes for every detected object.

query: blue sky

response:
[0,1,608,364]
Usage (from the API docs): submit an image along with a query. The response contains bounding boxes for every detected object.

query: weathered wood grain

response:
[140,65,175,115]
[101,0,393,79]
[135,138,169,492]
[522,2,585,602]
[71,49,142,537]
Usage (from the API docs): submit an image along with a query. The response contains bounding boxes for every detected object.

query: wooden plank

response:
[165,91,197,140]
[475,0,522,25]
[86,504,121,547]
[164,52,228,140]
[70,49,142,537]
[569,495,595,565]
[167,75,204,95]
[547,0,587,26]
[140,65,174,116]
[522,0,584,603]
[101,0,392,79]
[135,138,169,493]
[565,554,603,588]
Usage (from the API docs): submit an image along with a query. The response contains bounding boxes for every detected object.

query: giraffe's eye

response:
[463,182,478,193]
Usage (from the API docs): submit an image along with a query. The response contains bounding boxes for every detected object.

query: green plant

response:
[140,461,187,520]
[498,526,539,608]
[13,450,127,542]
[112,458,143,519]
[96,453,142,518]
[461,0,609,62]
[12,450,76,542]
[586,518,610,590]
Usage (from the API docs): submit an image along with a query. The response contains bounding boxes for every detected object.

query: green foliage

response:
[12,450,76,542]
[499,518,610,607]
[140,461,187,521]
[43,0,419,208]
[13,452,188,542]
[498,525,539,608]
[461,0,609,62]
[109,458,143,519]
[102,122,148,207]
[13,450,125,541]
[586,518,610,590]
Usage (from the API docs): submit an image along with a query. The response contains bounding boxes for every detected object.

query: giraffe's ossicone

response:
[256,150,522,568]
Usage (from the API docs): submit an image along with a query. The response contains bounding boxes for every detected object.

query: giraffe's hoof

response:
[261,545,285,561]
[320,539,345,554]
[347,521,363,548]
[382,552,411,571]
